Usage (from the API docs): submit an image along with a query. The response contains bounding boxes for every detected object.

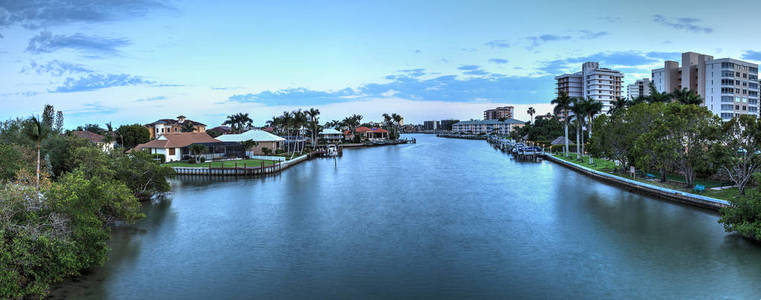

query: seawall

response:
[544,154,729,212]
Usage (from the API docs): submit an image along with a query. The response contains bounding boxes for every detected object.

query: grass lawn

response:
[164,159,277,168]
[550,153,743,202]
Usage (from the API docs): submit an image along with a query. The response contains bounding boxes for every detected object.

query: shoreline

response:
[543,153,729,212]
[169,141,409,176]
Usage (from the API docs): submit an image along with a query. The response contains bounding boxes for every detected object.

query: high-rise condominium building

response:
[651,52,759,120]
[483,106,514,120]
[627,78,651,100]
[555,62,623,114]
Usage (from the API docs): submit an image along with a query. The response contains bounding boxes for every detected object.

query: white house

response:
[319,128,343,144]
[216,129,285,155]
[133,132,222,162]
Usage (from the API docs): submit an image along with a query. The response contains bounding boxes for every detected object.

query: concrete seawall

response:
[544,154,729,212]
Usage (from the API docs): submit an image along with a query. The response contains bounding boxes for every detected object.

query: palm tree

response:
[223,113,253,133]
[672,88,703,105]
[181,122,195,132]
[382,113,393,139]
[570,98,586,160]
[306,108,321,146]
[104,122,115,144]
[392,113,403,140]
[647,82,671,103]
[551,92,573,157]
[527,107,536,124]
[23,116,49,195]
[608,97,630,115]
[584,97,603,140]
[291,109,307,155]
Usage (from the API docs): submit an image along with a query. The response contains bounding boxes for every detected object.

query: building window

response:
[721,113,733,119]
[169,148,175,155]
[721,104,734,111]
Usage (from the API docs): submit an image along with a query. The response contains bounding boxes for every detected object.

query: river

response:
[54,134,761,299]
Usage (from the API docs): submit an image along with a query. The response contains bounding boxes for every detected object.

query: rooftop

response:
[145,117,206,127]
[134,132,220,150]
[70,130,108,144]
[216,129,285,142]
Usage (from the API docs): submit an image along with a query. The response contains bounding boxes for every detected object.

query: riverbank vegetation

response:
[535,86,761,242]
[0,105,175,298]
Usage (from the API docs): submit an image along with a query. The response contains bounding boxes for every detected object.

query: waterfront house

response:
[216,129,285,156]
[319,128,343,144]
[70,130,116,152]
[451,119,525,135]
[355,126,389,140]
[133,132,238,162]
[145,115,207,139]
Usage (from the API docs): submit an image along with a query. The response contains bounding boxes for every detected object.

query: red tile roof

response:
[133,132,220,151]
[70,130,107,144]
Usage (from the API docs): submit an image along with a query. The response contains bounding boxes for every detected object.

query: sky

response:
[2,0,761,128]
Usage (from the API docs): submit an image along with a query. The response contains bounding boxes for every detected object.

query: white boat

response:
[326,144,339,157]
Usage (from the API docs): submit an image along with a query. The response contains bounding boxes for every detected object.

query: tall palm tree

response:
[291,109,307,154]
[23,116,49,195]
[570,97,587,160]
[104,122,115,144]
[672,88,703,105]
[608,97,630,115]
[392,113,403,140]
[223,113,253,133]
[306,108,321,146]
[551,92,573,157]
[584,97,603,140]
[382,113,393,139]
[647,82,671,103]
[527,107,536,124]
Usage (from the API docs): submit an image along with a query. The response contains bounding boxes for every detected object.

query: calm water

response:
[55,134,761,299]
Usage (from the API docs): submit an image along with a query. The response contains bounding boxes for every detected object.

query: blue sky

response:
[2,0,761,127]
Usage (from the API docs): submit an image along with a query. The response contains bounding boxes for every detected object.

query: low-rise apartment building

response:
[484,106,514,120]
[451,119,525,135]
[627,78,651,99]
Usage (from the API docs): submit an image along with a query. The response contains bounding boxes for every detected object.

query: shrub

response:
[199,157,206,163]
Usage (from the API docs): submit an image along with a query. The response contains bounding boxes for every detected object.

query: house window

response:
[169,148,175,155]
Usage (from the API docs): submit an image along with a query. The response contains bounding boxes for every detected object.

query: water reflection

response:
[54,134,761,299]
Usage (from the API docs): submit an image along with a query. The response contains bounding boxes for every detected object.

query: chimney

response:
[177,115,187,123]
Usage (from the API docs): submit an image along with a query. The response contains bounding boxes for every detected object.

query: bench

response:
[646,173,656,179]
[693,185,705,193]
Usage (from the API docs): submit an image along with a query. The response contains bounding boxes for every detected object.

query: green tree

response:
[223,113,253,133]
[526,107,536,124]
[77,124,106,135]
[570,97,586,159]
[306,108,321,146]
[116,124,150,149]
[181,121,195,133]
[551,92,573,157]
[43,134,91,178]
[710,115,761,195]
[671,88,703,105]
[0,144,24,182]
[641,103,719,187]
[608,97,630,115]
[647,81,671,103]
[110,151,174,200]
[719,179,761,241]
[23,116,49,194]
